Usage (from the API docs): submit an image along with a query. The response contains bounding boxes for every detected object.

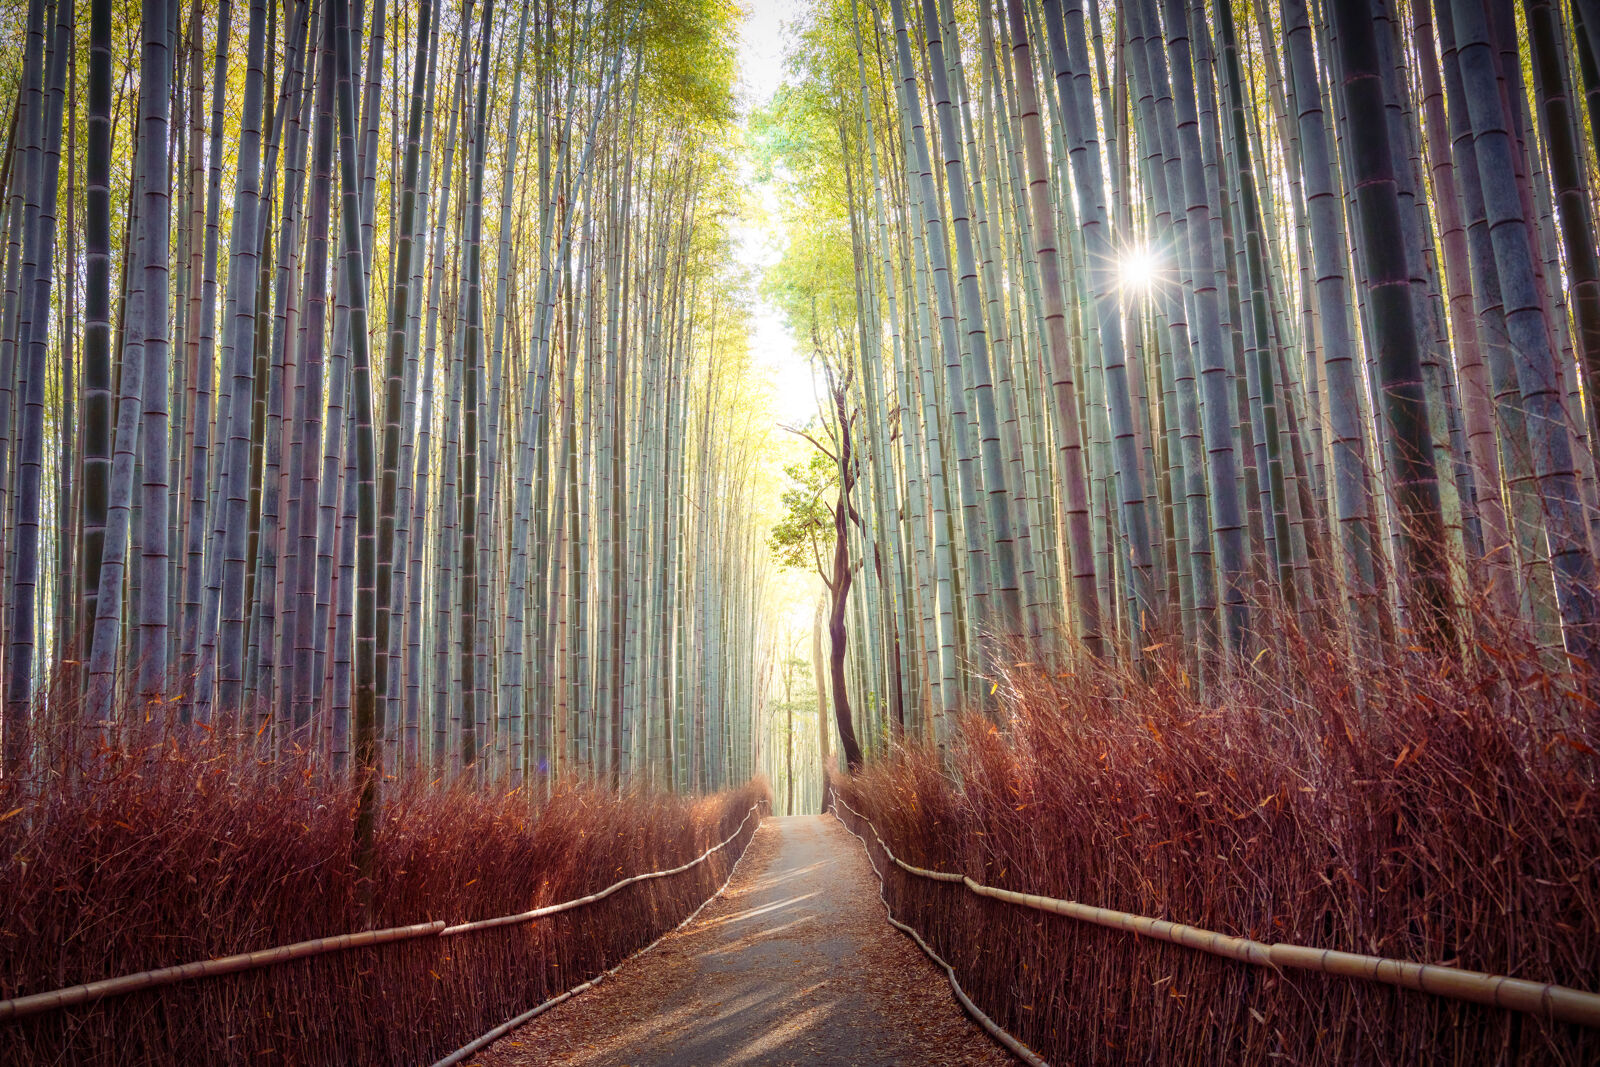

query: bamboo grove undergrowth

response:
[0,0,785,799]
[761,0,1600,762]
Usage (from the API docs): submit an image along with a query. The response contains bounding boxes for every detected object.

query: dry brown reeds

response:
[0,722,767,1065]
[835,619,1600,1064]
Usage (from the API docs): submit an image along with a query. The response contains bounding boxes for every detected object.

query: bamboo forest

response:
[1,0,1598,1062]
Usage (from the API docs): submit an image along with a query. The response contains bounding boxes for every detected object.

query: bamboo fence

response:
[831,797,1049,1066]
[831,797,1600,1033]
[0,804,764,1025]
[430,802,766,1066]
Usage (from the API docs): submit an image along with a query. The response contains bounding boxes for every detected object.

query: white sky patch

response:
[736,0,789,108]
[735,0,820,429]
[734,0,827,650]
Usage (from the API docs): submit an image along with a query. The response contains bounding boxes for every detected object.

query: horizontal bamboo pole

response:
[0,921,448,1023]
[0,805,764,1024]
[831,797,1600,1030]
[439,805,762,936]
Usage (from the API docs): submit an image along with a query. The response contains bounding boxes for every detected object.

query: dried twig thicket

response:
[0,720,767,1064]
[835,627,1600,1064]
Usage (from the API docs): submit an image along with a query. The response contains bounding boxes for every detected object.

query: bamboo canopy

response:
[0,0,1595,795]
[0,0,782,798]
[759,0,1600,760]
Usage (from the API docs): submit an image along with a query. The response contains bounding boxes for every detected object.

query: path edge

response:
[829,805,1049,1067]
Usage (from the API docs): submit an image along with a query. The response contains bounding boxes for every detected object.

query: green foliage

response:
[631,0,740,125]
[768,451,837,577]
[747,0,875,348]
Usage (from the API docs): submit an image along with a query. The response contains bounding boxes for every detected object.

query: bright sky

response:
[733,2,831,660]
[734,0,821,430]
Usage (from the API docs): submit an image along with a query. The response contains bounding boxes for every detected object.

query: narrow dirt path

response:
[471,814,1015,1067]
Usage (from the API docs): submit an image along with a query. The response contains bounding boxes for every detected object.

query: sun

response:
[1116,244,1163,295]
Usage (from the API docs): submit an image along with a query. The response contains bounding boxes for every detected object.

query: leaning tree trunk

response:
[828,381,865,773]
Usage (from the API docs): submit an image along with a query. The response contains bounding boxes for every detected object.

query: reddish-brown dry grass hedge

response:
[0,731,768,1065]
[836,635,1600,1065]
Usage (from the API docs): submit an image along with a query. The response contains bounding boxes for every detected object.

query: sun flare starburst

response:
[1116,244,1163,295]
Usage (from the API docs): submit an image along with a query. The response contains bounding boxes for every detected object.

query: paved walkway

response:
[472,814,1014,1067]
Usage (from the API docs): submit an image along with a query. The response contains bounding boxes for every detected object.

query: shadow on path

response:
[472,815,1014,1067]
